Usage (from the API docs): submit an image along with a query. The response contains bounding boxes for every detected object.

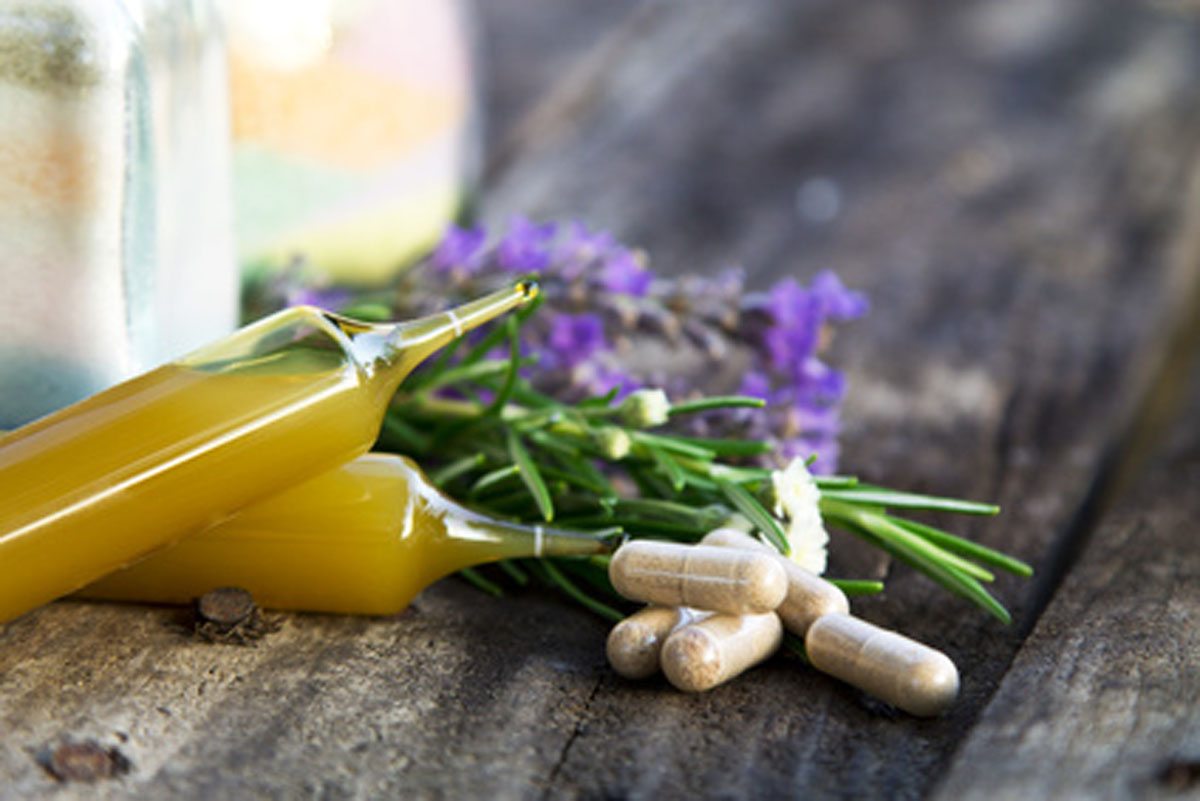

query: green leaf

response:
[607,498,724,526]
[508,430,554,522]
[667,435,773,457]
[820,487,1000,516]
[480,317,522,418]
[829,579,885,596]
[498,559,530,586]
[459,567,504,597]
[631,431,718,461]
[526,429,581,457]
[668,395,767,414]
[537,464,611,496]
[579,386,621,408]
[419,356,532,393]
[813,475,859,489]
[823,499,1011,624]
[628,464,677,500]
[889,516,1034,577]
[558,453,617,499]
[649,446,687,492]
[537,560,625,622]
[718,479,788,554]
[468,464,521,498]
[430,453,486,486]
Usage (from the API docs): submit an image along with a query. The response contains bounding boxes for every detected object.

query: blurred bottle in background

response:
[225,0,480,287]
[0,0,237,427]
[134,0,238,362]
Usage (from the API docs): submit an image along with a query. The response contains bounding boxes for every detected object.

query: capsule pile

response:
[605,529,961,717]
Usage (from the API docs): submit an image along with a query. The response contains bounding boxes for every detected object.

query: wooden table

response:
[3,2,1199,797]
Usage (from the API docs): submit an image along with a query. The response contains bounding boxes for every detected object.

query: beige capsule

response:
[805,613,959,717]
[660,612,783,692]
[606,606,711,679]
[701,527,849,634]
[608,540,787,614]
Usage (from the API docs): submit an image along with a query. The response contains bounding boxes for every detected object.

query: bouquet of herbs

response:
[249,219,1031,628]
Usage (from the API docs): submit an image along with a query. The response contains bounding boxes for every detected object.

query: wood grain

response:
[2,1,1198,798]
[934,365,1200,800]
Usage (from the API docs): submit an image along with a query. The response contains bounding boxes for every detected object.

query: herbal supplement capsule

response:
[805,613,960,717]
[701,528,849,634]
[608,541,787,614]
[606,606,711,680]
[660,612,783,692]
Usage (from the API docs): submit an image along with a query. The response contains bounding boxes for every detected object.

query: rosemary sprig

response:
[380,302,1026,624]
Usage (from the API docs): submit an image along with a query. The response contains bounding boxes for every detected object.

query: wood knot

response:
[1159,758,1200,791]
[38,739,131,783]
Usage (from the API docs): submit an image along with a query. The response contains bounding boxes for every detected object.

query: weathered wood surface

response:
[935,363,1200,800]
[932,168,1200,800]
[2,1,1199,798]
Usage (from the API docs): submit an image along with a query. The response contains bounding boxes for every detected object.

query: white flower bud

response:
[618,389,671,428]
[593,426,632,460]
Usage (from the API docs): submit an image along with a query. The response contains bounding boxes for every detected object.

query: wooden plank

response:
[0,1,1197,798]
[479,1,1200,797]
[0,587,612,799]
[933,160,1200,798]
[934,365,1200,799]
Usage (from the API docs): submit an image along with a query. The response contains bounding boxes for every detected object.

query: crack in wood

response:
[541,675,605,798]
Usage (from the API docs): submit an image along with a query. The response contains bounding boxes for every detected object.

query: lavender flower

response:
[432,225,487,277]
[545,313,608,369]
[597,249,652,297]
[496,217,556,273]
[386,219,866,473]
[811,269,869,320]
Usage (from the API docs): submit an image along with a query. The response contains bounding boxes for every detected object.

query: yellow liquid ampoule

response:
[81,454,610,614]
[0,283,537,624]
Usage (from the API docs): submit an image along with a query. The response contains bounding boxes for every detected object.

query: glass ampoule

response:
[0,282,536,624]
[82,453,611,615]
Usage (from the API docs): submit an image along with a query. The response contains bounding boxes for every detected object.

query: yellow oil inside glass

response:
[0,284,535,624]
[82,454,607,615]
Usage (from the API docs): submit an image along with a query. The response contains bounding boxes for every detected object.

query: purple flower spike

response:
[557,221,617,275]
[545,313,608,368]
[432,225,487,275]
[812,270,869,320]
[738,370,772,401]
[598,249,652,296]
[496,217,557,273]
[768,277,821,330]
[797,358,845,401]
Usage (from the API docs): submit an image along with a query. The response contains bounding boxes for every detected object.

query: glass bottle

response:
[0,282,535,624]
[82,453,610,615]
[133,0,238,364]
[226,0,481,285]
[0,0,238,427]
